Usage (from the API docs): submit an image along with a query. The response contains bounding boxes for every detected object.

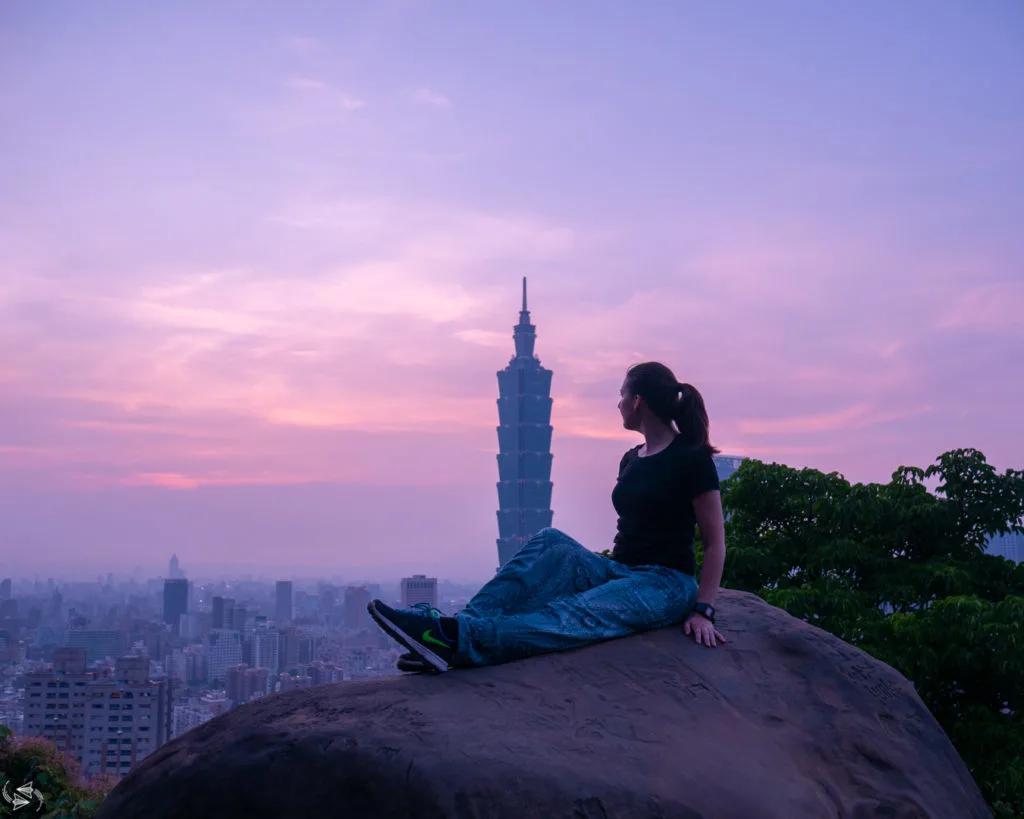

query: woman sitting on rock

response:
[368,361,728,673]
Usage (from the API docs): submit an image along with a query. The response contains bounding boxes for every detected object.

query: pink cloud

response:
[127,472,202,490]
[736,403,935,436]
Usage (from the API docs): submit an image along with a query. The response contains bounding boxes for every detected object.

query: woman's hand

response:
[682,613,727,647]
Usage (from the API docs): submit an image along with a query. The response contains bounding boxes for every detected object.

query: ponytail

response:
[675,382,719,454]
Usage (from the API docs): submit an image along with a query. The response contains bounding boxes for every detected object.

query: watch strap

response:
[693,602,715,623]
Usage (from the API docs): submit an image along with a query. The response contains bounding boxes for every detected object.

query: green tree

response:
[0,725,116,818]
[720,449,1024,817]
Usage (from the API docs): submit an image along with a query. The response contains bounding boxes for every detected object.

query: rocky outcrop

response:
[96,589,990,819]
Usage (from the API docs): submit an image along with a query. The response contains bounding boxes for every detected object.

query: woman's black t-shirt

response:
[610,435,720,575]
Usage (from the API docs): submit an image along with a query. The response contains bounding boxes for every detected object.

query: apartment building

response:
[23,649,169,777]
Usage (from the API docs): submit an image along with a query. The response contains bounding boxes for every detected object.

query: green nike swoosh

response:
[422,629,448,648]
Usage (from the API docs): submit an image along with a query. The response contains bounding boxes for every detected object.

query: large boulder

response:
[96,590,990,818]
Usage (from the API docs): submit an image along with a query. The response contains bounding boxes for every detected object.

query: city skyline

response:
[2,3,1022,577]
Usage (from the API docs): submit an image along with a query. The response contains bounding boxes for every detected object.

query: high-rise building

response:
[0,598,17,621]
[277,673,313,693]
[171,698,213,739]
[210,599,246,634]
[278,627,301,673]
[495,277,554,567]
[246,666,270,700]
[233,606,248,638]
[298,634,317,664]
[713,455,744,483]
[162,579,189,634]
[205,629,243,685]
[0,578,11,599]
[49,588,63,620]
[987,529,1023,563]
[168,554,182,579]
[184,646,206,684]
[246,622,280,676]
[306,661,343,685]
[343,586,371,630]
[23,652,169,777]
[66,630,128,664]
[400,575,438,609]
[200,691,230,718]
[210,597,229,630]
[319,586,338,624]
[168,648,187,681]
[226,664,271,706]
[275,581,293,625]
[224,664,247,707]
[178,614,201,643]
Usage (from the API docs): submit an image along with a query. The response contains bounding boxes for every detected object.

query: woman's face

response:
[618,379,640,431]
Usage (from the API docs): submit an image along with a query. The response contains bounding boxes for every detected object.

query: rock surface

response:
[96,590,990,819]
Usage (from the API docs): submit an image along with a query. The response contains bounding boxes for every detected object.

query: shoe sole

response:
[368,601,451,673]
[397,662,435,674]
[397,653,431,674]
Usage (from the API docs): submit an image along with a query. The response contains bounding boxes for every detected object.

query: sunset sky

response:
[1,2,1021,580]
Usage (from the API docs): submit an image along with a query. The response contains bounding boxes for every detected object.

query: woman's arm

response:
[692,489,725,606]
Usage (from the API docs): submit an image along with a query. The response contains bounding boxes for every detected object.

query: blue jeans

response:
[453,527,699,668]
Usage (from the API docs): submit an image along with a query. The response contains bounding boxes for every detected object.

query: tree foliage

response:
[720,449,1024,817]
[0,725,116,818]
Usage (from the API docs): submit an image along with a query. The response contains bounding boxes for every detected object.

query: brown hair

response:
[625,361,719,454]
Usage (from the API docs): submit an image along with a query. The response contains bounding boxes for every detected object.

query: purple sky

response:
[1,2,1022,581]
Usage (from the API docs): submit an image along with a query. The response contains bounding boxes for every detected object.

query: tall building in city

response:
[987,528,1023,563]
[298,634,317,664]
[212,596,236,630]
[400,575,438,609]
[278,627,301,673]
[343,586,371,630]
[246,622,280,676]
[211,598,245,634]
[319,585,338,624]
[205,629,243,685]
[307,661,343,685]
[233,606,248,638]
[495,277,554,568]
[0,577,11,599]
[49,587,63,620]
[712,455,744,483]
[0,598,17,622]
[200,691,230,718]
[168,554,182,579]
[224,664,269,707]
[184,646,206,684]
[171,698,213,739]
[277,673,313,693]
[23,650,169,777]
[275,580,293,625]
[66,629,128,663]
[162,579,189,635]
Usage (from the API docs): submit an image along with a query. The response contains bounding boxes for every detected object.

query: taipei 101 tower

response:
[494,278,554,568]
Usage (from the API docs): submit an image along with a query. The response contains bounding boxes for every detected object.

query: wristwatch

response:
[693,602,716,623]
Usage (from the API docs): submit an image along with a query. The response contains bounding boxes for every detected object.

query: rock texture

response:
[96,590,990,819]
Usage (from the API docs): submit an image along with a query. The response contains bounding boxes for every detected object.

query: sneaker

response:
[367,600,459,673]
[396,652,433,674]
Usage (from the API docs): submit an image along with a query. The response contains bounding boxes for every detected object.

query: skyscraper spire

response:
[513,277,536,359]
[494,280,554,568]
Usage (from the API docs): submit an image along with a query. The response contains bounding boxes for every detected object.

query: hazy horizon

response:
[2,2,1021,578]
